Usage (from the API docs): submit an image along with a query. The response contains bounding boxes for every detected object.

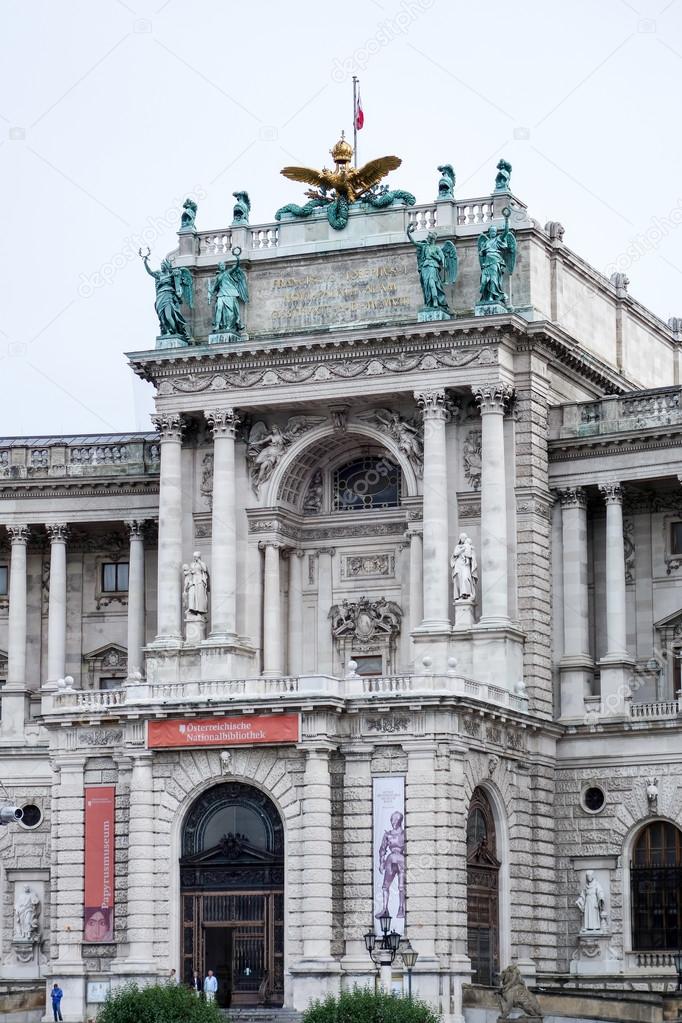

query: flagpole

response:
[352,75,358,167]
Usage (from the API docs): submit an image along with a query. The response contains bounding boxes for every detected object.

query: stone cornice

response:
[0,479,160,499]
[549,426,682,461]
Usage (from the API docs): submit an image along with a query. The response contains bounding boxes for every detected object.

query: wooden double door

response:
[183,890,284,1008]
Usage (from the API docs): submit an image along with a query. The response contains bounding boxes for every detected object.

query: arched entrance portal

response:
[180,782,284,1008]
[466,787,500,986]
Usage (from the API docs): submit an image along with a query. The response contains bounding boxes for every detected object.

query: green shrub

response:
[302,986,440,1023]
[95,982,223,1023]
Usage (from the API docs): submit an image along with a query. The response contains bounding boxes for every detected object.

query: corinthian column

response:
[7,526,30,686]
[3,525,30,736]
[260,542,283,676]
[152,413,184,644]
[125,520,146,675]
[46,523,68,683]
[287,549,304,676]
[473,383,513,624]
[205,408,240,642]
[597,481,633,716]
[415,389,450,630]
[557,487,592,717]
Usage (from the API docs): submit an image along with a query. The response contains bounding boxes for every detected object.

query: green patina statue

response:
[275,195,329,221]
[495,159,512,192]
[406,223,458,314]
[437,164,455,200]
[360,184,416,211]
[180,198,197,231]
[477,207,517,307]
[139,249,194,339]
[232,191,251,225]
[207,246,248,334]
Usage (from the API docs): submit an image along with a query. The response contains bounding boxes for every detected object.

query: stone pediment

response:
[654,609,682,643]
[82,644,128,671]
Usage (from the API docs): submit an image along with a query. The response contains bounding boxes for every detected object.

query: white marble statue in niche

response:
[14,885,41,942]
[576,870,607,932]
[183,551,209,616]
[450,533,478,601]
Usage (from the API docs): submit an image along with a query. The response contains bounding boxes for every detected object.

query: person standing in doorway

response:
[51,983,64,1022]
[203,969,218,1002]
[191,970,201,995]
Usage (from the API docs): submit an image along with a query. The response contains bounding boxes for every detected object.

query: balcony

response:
[41,672,529,717]
[549,386,682,441]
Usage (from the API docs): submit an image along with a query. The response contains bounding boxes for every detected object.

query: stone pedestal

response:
[185,613,207,644]
[155,334,189,349]
[208,331,247,344]
[417,306,450,321]
[454,597,475,628]
[496,1016,543,1022]
[476,302,508,316]
[570,930,618,976]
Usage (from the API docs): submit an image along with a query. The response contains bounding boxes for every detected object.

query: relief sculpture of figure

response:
[376,810,406,919]
[406,222,458,314]
[207,247,248,335]
[576,870,607,932]
[451,533,478,601]
[183,551,209,617]
[139,249,194,339]
[247,416,325,494]
[15,885,41,941]
[477,206,517,308]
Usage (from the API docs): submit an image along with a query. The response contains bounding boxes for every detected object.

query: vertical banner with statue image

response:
[84,786,115,942]
[373,776,405,936]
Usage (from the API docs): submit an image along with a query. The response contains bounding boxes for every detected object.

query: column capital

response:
[598,481,623,505]
[204,407,240,438]
[151,412,184,441]
[258,540,284,552]
[472,381,515,413]
[557,486,587,508]
[316,547,336,557]
[281,547,305,559]
[46,523,68,543]
[6,525,30,545]
[125,519,146,539]
[414,388,447,420]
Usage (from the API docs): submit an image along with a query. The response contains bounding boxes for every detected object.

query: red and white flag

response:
[355,87,364,131]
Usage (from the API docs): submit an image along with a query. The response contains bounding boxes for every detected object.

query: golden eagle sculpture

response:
[275,134,416,231]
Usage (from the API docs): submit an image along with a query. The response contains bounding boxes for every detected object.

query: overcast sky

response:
[1,0,680,436]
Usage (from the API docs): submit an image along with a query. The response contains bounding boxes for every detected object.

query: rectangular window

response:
[101,562,129,592]
[352,655,383,677]
[99,677,123,691]
[0,566,8,595]
[672,522,682,556]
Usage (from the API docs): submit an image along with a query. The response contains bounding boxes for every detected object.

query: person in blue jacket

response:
[51,983,64,1022]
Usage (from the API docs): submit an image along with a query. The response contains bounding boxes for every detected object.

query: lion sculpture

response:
[498,964,542,1019]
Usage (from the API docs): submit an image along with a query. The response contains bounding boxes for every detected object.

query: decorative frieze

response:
[340,553,395,580]
[463,430,482,490]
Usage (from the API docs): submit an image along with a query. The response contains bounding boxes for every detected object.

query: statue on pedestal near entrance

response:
[576,871,607,932]
[451,533,478,601]
[406,223,458,317]
[183,552,209,617]
[477,206,517,310]
[14,885,41,942]
[207,247,249,335]
[139,249,194,340]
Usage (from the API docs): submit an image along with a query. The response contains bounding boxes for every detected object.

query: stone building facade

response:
[0,162,681,1023]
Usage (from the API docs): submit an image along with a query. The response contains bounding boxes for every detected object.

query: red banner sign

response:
[84,786,115,943]
[147,713,300,750]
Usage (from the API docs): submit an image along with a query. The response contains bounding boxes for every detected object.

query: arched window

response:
[467,788,500,986]
[332,456,400,512]
[631,821,682,951]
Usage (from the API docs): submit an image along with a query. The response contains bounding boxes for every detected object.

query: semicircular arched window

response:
[332,456,401,512]
[631,820,682,951]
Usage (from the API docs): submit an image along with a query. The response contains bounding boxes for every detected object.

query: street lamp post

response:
[363,910,402,993]
[400,939,419,1000]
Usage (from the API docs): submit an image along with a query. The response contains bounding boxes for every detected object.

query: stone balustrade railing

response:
[549,386,682,440]
[43,672,528,715]
[624,950,676,970]
[0,435,160,479]
[629,699,680,721]
[192,194,527,260]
